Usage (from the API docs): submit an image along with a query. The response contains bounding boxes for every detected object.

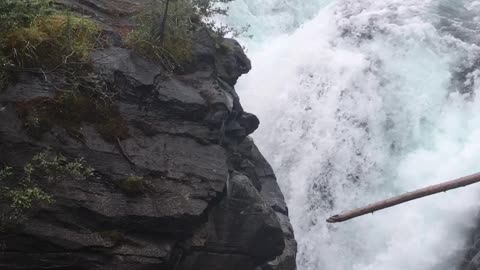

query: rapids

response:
[224,0,480,269]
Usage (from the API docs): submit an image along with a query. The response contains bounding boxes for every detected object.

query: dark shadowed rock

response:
[232,138,298,270]
[461,215,480,270]
[181,173,285,267]
[215,38,252,86]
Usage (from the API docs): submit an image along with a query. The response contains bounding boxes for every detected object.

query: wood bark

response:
[326,172,480,223]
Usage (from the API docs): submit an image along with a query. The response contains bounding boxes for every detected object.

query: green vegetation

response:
[16,92,129,142]
[128,0,197,70]
[0,151,93,229]
[0,0,53,33]
[0,1,100,88]
[0,0,53,90]
[6,14,99,69]
[0,1,129,143]
[127,0,237,70]
[118,175,145,195]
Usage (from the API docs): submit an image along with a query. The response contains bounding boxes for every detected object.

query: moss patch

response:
[118,175,145,195]
[16,92,129,142]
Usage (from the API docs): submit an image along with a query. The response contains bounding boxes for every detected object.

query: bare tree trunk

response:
[326,172,480,223]
[159,0,171,45]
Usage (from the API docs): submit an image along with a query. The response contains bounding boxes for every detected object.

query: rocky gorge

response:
[0,0,297,269]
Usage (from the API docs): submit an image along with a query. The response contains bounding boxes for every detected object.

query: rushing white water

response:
[224,0,480,269]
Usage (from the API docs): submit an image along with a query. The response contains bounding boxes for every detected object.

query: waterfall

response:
[224,0,480,269]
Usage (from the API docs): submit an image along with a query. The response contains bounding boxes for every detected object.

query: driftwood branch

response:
[326,172,480,223]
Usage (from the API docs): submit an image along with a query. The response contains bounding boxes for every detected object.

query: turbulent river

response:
[223,0,480,269]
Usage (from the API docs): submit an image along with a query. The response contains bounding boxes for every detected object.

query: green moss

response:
[118,175,145,195]
[16,92,129,142]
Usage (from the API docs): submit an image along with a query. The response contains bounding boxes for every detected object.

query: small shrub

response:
[0,151,93,229]
[118,175,145,195]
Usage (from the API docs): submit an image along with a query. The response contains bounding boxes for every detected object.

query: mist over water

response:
[225,0,480,269]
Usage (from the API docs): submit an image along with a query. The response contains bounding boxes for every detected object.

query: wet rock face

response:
[0,1,296,270]
[462,218,480,270]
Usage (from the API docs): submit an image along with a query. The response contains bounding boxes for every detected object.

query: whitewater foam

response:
[226,0,480,269]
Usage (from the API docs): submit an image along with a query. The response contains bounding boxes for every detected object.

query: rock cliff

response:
[0,1,297,269]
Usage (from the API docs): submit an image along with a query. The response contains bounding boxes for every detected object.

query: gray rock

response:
[233,138,298,270]
[466,251,480,270]
[183,173,285,264]
[461,216,480,270]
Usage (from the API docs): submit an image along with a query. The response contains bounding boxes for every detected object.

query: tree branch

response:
[327,172,480,223]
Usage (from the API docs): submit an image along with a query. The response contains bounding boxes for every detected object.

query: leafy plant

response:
[0,151,93,229]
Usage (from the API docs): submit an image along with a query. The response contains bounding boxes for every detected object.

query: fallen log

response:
[326,172,480,223]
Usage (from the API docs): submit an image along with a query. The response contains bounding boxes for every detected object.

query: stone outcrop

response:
[0,1,296,269]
